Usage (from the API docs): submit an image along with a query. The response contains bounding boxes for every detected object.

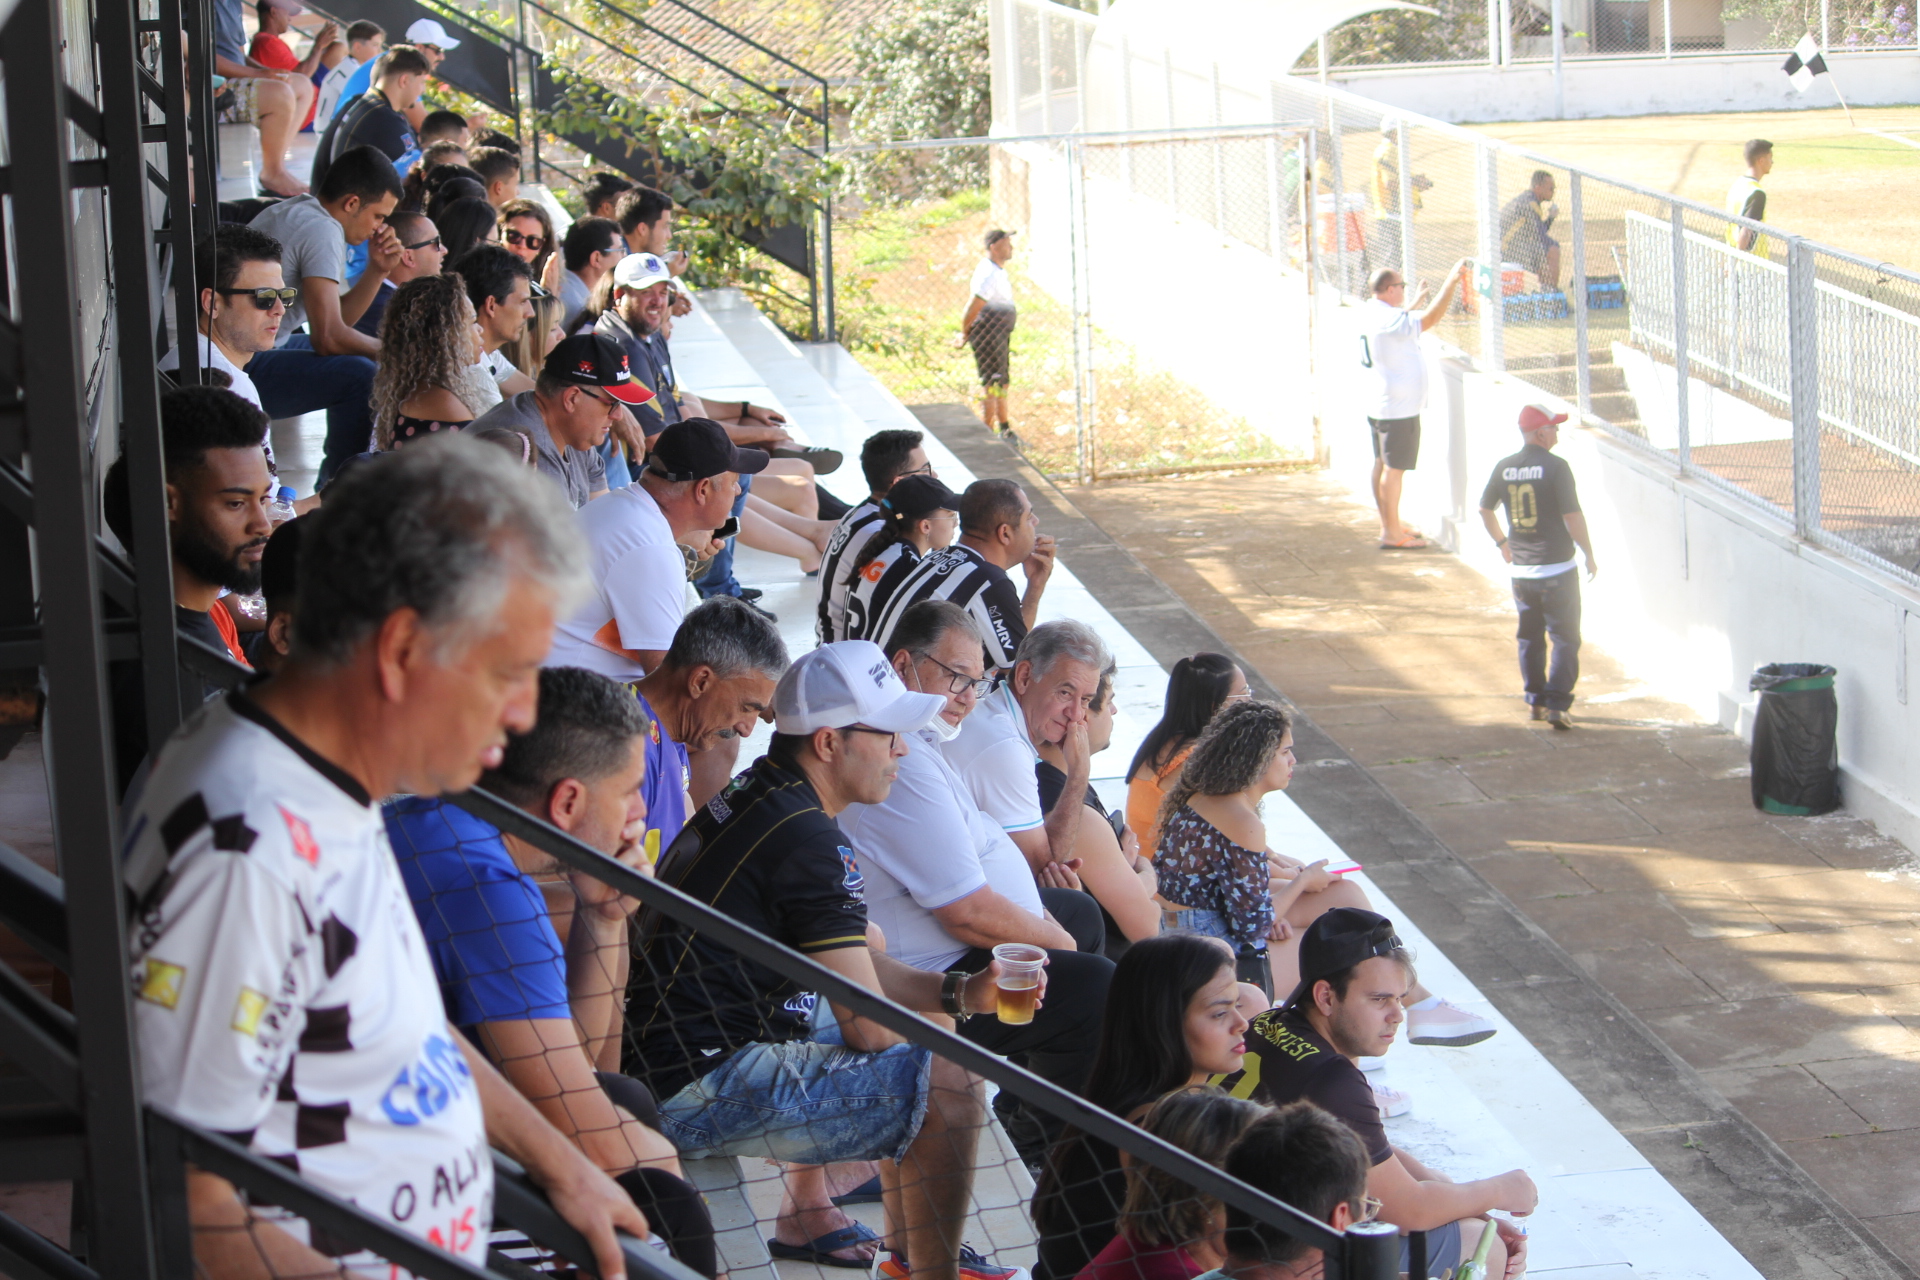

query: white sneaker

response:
[1356,1056,1388,1074]
[1372,1081,1412,1117]
[1406,999,1498,1047]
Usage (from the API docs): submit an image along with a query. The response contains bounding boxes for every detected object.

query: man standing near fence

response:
[1358,262,1466,551]
[960,229,1018,444]
[1726,139,1774,257]
[1478,404,1598,730]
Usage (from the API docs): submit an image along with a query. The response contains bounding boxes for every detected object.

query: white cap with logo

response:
[405,17,461,48]
[774,641,945,736]
[614,252,674,291]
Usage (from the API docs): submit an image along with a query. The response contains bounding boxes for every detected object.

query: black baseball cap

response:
[880,473,963,521]
[646,417,769,482]
[1283,907,1404,1009]
[984,228,1014,248]
[542,334,655,406]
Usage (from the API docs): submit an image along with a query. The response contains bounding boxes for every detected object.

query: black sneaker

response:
[738,587,764,603]
[743,598,778,623]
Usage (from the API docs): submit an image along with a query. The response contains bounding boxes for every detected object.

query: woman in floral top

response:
[1155,701,1365,1000]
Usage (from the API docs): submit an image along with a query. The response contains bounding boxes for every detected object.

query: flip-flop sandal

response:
[831,1175,884,1206]
[771,444,844,475]
[1379,534,1431,550]
[767,1223,883,1268]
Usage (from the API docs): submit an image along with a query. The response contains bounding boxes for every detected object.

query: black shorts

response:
[1369,415,1421,471]
[968,303,1016,389]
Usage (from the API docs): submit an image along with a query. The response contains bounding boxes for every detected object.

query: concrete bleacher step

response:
[696,286,1765,1280]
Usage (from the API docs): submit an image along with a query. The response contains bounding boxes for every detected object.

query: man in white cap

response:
[1477,403,1597,729]
[328,17,460,125]
[627,640,1028,1280]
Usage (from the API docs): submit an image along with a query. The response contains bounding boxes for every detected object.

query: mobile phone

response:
[714,516,740,540]
[1325,859,1363,877]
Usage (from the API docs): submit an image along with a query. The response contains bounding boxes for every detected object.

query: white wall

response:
[1313,306,1920,850]
[1332,49,1920,124]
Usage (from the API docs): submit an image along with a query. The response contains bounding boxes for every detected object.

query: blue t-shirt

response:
[635,690,690,858]
[384,796,571,1032]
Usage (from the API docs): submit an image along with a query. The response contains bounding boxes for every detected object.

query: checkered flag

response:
[1783,32,1828,93]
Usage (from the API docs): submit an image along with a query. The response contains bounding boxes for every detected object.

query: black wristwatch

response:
[941,969,973,1020]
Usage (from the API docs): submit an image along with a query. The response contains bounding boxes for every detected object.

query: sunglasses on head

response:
[216,286,299,310]
[504,228,547,252]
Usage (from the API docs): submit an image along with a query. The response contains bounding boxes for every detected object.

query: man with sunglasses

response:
[547,417,767,681]
[163,226,290,418]
[471,334,654,508]
[352,210,446,337]
[1217,909,1533,1280]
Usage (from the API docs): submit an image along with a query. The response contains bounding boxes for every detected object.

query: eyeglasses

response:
[504,228,547,252]
[1222,689,1254,702]
[579,387,621,415]
[898,460,935,479]
[216,286,299,311]
[403,233,444,251]
[840,725,899,750]
[914,652,993,699]
[1357,1195,1384,1224]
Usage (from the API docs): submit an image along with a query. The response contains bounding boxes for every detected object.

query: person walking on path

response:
[1359,261,1466,550]
[1726,138,1774,257]
[960,229,1018,443]
[1478,403,1598,729]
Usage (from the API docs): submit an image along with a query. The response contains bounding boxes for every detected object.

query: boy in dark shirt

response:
[1478,404,1599,729]
[312,44,428,191]
[1217,909,1535,1280]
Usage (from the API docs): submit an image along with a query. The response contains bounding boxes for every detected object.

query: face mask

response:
[906,661,963,741]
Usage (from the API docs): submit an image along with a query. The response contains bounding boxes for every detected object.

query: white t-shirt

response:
[545,485,686,680]
[315,55,360,125]
[161,334,261,411]
[941,683,1045,835]
[840,724,1044,972]
[1357,296,1426,420]
[126,695,491,1275]
[970,257,1014,307]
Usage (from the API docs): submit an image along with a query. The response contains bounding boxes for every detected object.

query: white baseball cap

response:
[405,18,460,48]
[614,251,674,291]
[774,641,945,736]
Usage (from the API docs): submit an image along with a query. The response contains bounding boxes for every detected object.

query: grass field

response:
[1470,106,1920,271]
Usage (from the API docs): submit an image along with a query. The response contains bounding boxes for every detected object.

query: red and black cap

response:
[542,334,655,406]
[645,417,770,482]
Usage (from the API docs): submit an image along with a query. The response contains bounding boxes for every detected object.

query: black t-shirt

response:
[335,93,415,166]
[624,757,871,1099]
[1479,443,1581,568]
[1215,1007,1391,1166]
[352,278,396,338]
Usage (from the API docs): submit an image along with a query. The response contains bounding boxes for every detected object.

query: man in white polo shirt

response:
[546,417,768,679]
[1358,261,1466,551]
[840,599,1112,1166]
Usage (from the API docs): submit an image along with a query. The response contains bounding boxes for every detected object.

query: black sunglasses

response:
[404,233,444,251]
[216,286,298,310]
[504,228,547,252]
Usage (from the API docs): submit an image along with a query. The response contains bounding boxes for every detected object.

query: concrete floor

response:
[1062,464,1920,1276]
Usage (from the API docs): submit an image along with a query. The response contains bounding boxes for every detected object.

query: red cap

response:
[1519,403,1569,431]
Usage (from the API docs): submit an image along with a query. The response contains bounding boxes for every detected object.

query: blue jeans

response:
[658,1037,933,1165]
[694,474,751,598]
[1512,568,1581,711]
[247,334,377,487]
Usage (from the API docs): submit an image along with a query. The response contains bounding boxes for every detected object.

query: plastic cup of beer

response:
[991,943,1046,1024]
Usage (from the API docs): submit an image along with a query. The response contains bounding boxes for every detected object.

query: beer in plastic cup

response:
[992,943,1046,1025]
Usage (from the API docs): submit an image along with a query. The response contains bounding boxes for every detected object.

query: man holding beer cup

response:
[838,601,1115,1134]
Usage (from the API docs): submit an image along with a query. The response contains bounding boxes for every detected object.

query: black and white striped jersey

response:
[865,543,1027,672]
[841,541,924,643]
[815,499,883,645]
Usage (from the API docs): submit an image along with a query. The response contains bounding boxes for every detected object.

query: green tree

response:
[846,0,990,201]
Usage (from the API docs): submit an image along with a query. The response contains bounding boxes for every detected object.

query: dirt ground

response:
[1470,106,1920,270]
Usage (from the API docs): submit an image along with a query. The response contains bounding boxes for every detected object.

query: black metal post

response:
[101,0,187,746]
[4,0,160,1273]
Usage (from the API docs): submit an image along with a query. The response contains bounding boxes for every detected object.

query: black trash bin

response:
[1749,663,1840,816]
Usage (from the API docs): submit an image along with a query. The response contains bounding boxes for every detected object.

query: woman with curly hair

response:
[371,274,493,449]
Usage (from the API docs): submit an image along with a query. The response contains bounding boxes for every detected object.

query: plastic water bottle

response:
[267,486,297,525]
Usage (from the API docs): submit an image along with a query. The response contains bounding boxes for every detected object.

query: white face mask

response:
[905,659,965,741]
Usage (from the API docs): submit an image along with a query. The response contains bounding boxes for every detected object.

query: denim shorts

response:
[658,1038,934,1165]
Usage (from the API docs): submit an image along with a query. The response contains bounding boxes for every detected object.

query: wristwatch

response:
[941,969,973,1020]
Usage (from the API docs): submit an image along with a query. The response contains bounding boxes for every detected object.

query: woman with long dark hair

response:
[1126,655,1247,858]
[1032,934,1250,1280]
[434,196,501,266]
[839,473,961,641]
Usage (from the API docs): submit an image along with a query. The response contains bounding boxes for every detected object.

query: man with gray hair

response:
[632,596,789,845]
[945,619,1109,885]
[124,437,649,1279]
